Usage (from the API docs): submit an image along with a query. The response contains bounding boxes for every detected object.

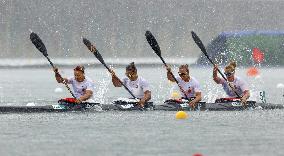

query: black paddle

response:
[145,30,190,101]
[30,32,76,99]
[82,38,138,100]
[191,31,241,98]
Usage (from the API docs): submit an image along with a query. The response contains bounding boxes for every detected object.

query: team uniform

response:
[219,76,249,97]
[176,76,201,98]
[122,77,150,99]
[67,76,95,101]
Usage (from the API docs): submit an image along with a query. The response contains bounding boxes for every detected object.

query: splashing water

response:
[276,83,284,103]
[0,86,3,103]
[93,78,111,104]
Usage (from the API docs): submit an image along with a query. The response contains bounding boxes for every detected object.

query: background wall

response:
[1,0,284,59]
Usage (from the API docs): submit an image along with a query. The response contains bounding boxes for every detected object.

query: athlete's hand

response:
[75,98,82,104]
[53,67,59,73]
[166,66,171,72]
[189,101,196,109]
[138,99,145,108]
[213,64,218,73]
[110,69,116,77]
[240,97,247,106]
[53,67,64,83]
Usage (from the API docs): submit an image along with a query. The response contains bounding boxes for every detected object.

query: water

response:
[0,67,283,156]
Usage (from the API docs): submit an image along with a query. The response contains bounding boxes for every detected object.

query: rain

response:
[0,0,284,156]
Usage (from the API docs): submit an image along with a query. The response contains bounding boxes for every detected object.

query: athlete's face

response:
[178,68,189,81]
[74,70,85,82]
[125,69,137,81]
[224,70,235,82]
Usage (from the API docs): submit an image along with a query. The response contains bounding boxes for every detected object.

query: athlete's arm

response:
[54,67,69,84]
[213,64,222,84]
[78,90,93,102]
[166,67,175,82]
[189,92,201,107]
[139,90,151,106]
[111,70,122,87]
[241,90,250,103]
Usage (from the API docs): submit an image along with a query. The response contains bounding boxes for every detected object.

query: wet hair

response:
[179,64,189,73]
[126,62,137,71]
[74,65,85,73]
[225,61,236,73]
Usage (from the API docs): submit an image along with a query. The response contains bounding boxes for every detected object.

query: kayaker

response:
[166,64,202,107]
[111,62,151,108]
[54,65,95,103]
[213,61,250,103]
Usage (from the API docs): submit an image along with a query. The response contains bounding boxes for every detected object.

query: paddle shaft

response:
[103,61,137,99]
[207,57,244,99]
[145,31,191,101]
[202,50,230,82]
[191,31,241,98]
[29,32,77,99]
[88,46,138,100]
[45,55,76,99]
[157,56,191,101]
[201,46,241,98]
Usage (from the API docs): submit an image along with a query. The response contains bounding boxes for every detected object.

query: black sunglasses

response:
[224,72,234,77]
[125,71,136,77]
[178,72,187,77]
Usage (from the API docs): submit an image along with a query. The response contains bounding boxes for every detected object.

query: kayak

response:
[102,98,154,111]
[0,103,102,113]
[0,98,153,113]
[155,99,284,111]
[0,98,283,113]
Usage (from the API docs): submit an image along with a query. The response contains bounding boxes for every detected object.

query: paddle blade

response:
[145,31,161,56]
[30,32,48,57]
[191,31,207,55]
[82,38,105,64]
[83,38,92,50]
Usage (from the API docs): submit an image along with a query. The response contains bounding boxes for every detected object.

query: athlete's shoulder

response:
[138,77,150,85]
[139,76,148,82]
[122,77,129,81]
[84,76,91,80]
[138,76,146,81]
[191,76,200,83]
[85,76,94,82]
[235,76,245,83]
[68,77,75,82]
[176,76,182,82]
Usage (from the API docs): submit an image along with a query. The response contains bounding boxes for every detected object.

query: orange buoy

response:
[246,67,259,77]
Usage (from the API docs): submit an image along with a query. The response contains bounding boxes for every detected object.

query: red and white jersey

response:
[176,76,201,98]
[122,76,150,99]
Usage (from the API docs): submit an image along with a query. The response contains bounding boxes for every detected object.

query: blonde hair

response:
[225,61,236,73]
[179,64,189,73]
